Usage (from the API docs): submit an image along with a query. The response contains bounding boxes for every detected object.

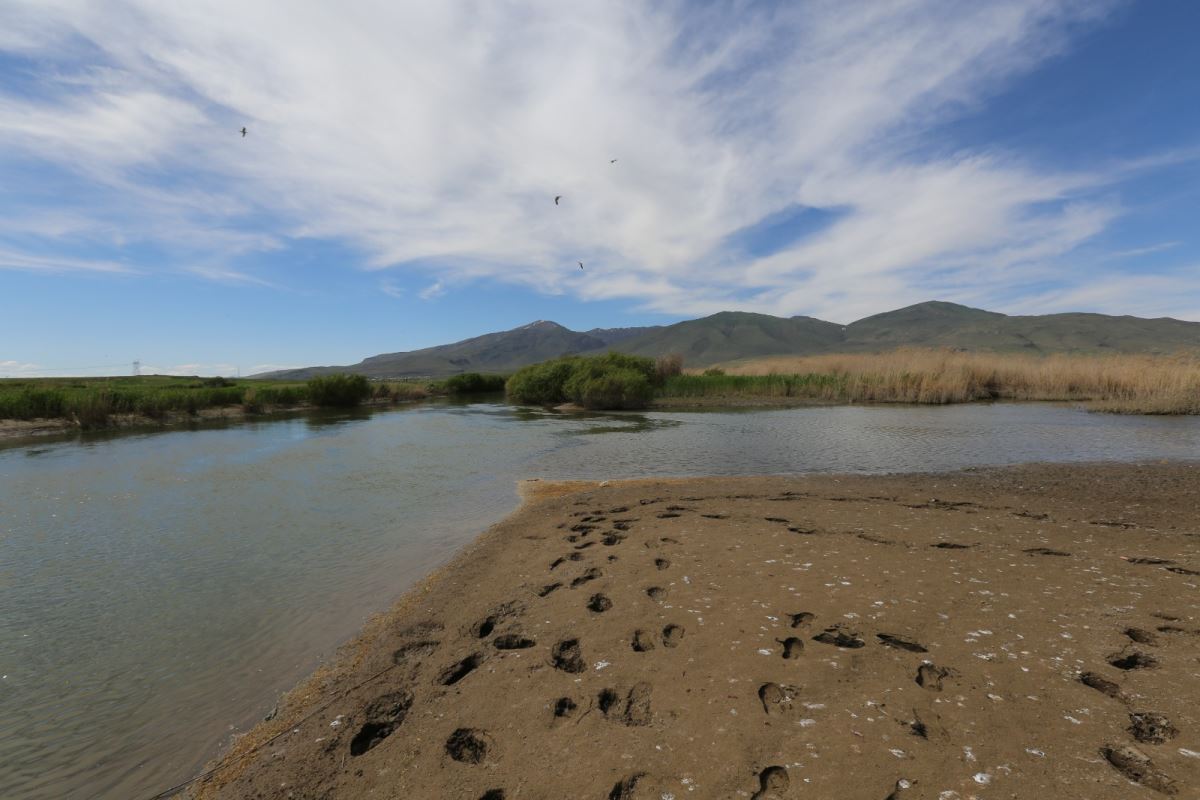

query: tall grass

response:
[665,350,1200,413]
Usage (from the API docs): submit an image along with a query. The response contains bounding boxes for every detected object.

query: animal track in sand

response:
[599,683,653,726]
[758,682,799,715]
[701,513,728,519]
[349,691,413,756]
[602,533,626,546]
[877,633,928,653]
[1102,744,1178,795]
[1080,671,1124,699]
[493,634,535,650]
[1129,712,1178,744]
[574,541,598,550]
[549,552,583,570]
[1128,557,1174,565]
[1125,627,1160,646]
[537,582,562,597]
[1109,651,1158,671]
[439,653,485,686]
[660,537,681,545]
[789,612,815,628]
[444,728,494,765]
[654,557,671,570]
[471,603,523,638]
[778,636,804,659]
[646,586,667,602]
[750,765,789,800]
[662,624,685,647]
[764,517,789,524]
[552,639,585,673]
[587,593,613,613]
[1165,566,1200,575]
[656,512,682,519]
[1024,547,1071,557]
[608,773,648,800]
[553,697,577,718]
[631,629,656,652]
[478,790,505,800]
[813,624,865,649]
[391,640,439,665]
[931,542,970,549]
[915,663,952,691]
[571,567,602,588]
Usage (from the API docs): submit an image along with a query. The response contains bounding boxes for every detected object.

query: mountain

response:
[255,301,1200,379]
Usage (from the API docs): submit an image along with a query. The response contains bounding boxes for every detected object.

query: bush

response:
[506,353,657,409]
[703,367,726,376]
[307,374,371,407]
[656,353,684,380]
[443,373,507,394]
[505,358,581,405]
[202,376,234,388]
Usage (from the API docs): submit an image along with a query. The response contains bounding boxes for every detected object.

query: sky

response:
[1,0,1198,377]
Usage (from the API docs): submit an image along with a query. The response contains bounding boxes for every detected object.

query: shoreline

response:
[187,462,1199,799]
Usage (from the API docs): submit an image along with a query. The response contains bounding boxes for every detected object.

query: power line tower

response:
[133,360,141,377]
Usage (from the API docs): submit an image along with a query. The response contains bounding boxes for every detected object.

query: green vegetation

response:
[305,374,371,407]
[506,353,661,409]
[440,372,508,394]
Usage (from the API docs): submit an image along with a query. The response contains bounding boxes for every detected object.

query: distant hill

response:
[255,301,1200,379]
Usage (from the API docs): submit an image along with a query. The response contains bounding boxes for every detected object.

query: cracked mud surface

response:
[192,463,1200,799]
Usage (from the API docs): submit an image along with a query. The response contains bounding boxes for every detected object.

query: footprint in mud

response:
[662,624,685,648]
[813,624,865,649]
[666,505,690,511]
[639,497,664,506]
[613,520,635,531]
[609,506,630,513]
[472,603,524,638]
[587,593,614,613]
[549,552,584,570]
[1125,627,1161,646]
[569,523,599,534]
[1080,671,1124,700]
[931,542,970,549]
[439,653,485,686]
[877,633,928,653]
[778,636,804,659]
[1103,744,1177,795]
[1128,557,1175,565]
[654,557,671,570]
[537,582,562,598]
[580,515,608,523]
[398,620,444,638]
[479,791,505,800]
[571,567,602,588]
[631,629,656,652]
[493,634,535,650]
[1165,566,1200,576]
[392,640,440,665]
[1129,712,1178,744]
[445,727,494,765]
[857,533,895,545]
[915,663,952,691]
[750,765,789,800]
[574,541,598,551]
[608,773,648,800]
[764,517,789,524]
[701,513,728,520]
[646,586,667,602]
[758,682,799,715]
[602,533,626,546]
[599,683,652,726]
[1023,547,1071,557]
[552,639,585,673]
[1151,612,1181,621]
[656,512,682,519]
[1109,651,1158,671]
[349,691,413,756]
[789,612,815,629]
[553,697,577,718]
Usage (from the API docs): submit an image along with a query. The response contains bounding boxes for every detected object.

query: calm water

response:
[2,401,1198,799]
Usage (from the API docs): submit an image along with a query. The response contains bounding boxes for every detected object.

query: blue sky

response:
[1,0,1198,376]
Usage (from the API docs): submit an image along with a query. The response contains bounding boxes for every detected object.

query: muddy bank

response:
[188,463,1200,799]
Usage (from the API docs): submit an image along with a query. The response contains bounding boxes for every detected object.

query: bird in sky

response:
[554,195,562,205]
[578,261,584,270]
[240,127,247,137]
[610,159,617,163]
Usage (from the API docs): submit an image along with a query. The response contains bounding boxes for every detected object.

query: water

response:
[1,401,1197,799]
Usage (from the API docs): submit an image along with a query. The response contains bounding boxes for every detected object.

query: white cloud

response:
[0,359,44,378]
[0,247,133,274]
[4,0,1174,320]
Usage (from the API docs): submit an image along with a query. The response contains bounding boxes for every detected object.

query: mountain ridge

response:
[256,301,1200,379]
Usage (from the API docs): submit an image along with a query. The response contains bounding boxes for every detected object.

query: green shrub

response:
[307,374,371,407]
[505,358,580,405]
[702,367,726,376]
[566,367,652,409]
[443,372,508,394]
[656,353,684,380]
[202,376,234,388]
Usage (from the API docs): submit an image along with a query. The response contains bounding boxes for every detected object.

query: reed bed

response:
[664,350,1200,414]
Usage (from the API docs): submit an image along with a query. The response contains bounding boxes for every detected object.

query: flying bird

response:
[610,159,617,163]
[578,261,584,270]
[240,127,247,137]
[554,195,562,205]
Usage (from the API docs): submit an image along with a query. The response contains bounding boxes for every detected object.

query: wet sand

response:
[189,463,1200,799]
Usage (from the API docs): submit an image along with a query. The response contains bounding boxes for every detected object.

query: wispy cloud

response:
[0,247,133,274]
[4,0,1184,320]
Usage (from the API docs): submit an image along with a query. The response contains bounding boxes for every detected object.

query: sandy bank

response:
[188,463,1200,799]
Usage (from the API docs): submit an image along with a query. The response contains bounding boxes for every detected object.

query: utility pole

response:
[133,360,140,377]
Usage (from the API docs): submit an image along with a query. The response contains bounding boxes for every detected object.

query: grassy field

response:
[0,373,506,428]
[660,350,1200,414]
